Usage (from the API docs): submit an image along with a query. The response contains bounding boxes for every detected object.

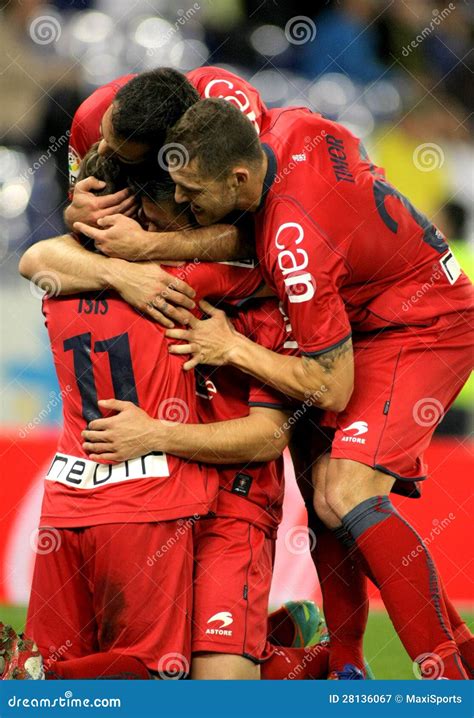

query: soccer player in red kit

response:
[80,294,330,681]
[165,99,474,679]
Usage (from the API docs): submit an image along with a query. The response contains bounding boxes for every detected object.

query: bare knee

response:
[191,653,260,680]
[324,459,395,520]
[313,488,340,529]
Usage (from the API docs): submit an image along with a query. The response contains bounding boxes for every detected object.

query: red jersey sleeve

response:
[259,198,352,355]
[167,260,263,304]
[68,75,135,187]
[187,66,267,134]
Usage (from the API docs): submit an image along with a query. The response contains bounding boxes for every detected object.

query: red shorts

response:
[329,319,473,484]
[26,521,194,676]
[192,517,274,662]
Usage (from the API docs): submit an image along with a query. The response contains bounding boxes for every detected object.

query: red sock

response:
[261,643,329,679]
[441,582,474,677]
[45,652,151,680]
[343,496,467,680]
[309,511,368,674]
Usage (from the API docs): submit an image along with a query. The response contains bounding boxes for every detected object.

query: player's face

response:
[170,159,237,226]
[97,106,149,165]
[140,196,194,232]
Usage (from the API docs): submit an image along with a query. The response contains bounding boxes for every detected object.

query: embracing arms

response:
[82,399,291,464]
[166,301,354,413]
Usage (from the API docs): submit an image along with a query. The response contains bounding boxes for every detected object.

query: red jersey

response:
[40,261,261,528]
[196,298,298,537]
[255,108,474,355]
[68,67,268,186]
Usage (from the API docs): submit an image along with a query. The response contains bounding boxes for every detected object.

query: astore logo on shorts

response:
[206,611,233,637]
[341,421,368,444]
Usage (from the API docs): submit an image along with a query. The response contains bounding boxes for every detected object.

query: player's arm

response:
[166,301,354,413]
[73,214,252,262]
[82,400,291,463]
[18,234,196,327]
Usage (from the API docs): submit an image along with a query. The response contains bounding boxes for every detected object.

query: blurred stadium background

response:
[0,0,472,679]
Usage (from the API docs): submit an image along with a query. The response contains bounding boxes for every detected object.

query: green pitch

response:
[1,605,471,679]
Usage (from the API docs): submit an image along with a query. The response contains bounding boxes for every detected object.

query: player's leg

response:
[88,521,194,679]
[26,527,98,675]
[192,653,259,680]
[191,517,272,679]
[440,581,474,677]
[324,331,473,680]
[290,416,369,677]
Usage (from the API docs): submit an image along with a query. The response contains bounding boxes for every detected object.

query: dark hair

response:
[112,68,200,147]
[166,98,263,178]
[77,142,127,194]
[128,171,176,204]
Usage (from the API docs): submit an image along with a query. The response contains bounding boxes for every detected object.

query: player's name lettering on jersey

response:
[325,134,355,183]
[275,223,316,304]
[46,452,170,489]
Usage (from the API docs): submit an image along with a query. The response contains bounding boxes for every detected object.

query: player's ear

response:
[230,167,250,188]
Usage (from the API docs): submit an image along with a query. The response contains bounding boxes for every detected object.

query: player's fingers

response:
[86,417,111,431]
[83,441,112,453]
[183,355,201,371]
[98,398,131,412]
[73,222,104,240]
[160,288,196,311]
[96,196,137,220]
[95,188,130,209]
[164,275,196,300]
[89,453,119,463]
[165,328,191,341]
[168,342,199,355]
[82,430,110,441]
[143,304,175,328]
[123,203,139,218]
[96,213,122,228]
[77,176,106,193]
[199,299,219,316]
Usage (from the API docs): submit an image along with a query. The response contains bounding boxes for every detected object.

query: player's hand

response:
[82,399,162,462]
[65,177,137,229]
[166,299,239,370]
[111,261,196,328]
[73,214,153,260]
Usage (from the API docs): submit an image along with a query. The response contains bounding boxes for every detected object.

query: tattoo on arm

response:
[303,338,353,375]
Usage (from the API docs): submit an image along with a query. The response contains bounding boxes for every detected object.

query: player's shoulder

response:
[263,107,360,154]
[235,298,289,346]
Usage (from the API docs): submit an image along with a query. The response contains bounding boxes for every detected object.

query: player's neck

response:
[239,151,268,213]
